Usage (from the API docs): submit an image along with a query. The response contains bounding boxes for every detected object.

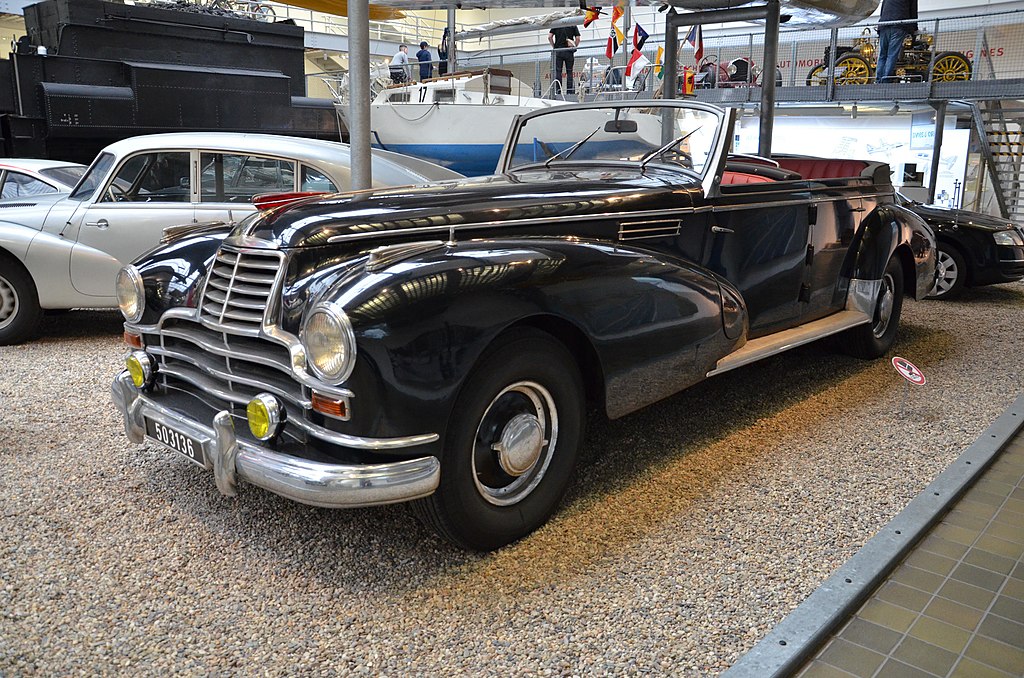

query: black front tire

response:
[843,254,905,359]
[412,329,585,551]
[0,254,42,346]
[926,243,966,300]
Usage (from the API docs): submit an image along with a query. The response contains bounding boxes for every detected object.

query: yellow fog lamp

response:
[247,393,284,441]
[125,351,155,389]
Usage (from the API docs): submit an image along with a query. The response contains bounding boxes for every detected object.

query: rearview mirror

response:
[604,119,638,133]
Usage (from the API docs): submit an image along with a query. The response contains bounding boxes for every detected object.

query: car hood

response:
[907,203,1014,232]
[238,168,700,249]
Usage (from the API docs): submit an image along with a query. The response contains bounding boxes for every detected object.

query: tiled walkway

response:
[798,433,1024,677]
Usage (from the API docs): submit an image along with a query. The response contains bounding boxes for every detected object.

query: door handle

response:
[711,225,734,234]
[85,219,109,229]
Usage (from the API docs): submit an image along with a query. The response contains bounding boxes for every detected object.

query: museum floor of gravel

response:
[2,280,1022,675]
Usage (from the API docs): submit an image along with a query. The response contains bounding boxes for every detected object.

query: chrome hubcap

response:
[493,413,545,477]
[472,381,558,507]
[931,250,959,296]
[0,274,19,331]
[873,272,895,338]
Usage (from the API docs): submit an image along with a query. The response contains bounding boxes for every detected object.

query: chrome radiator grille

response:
[200,248,283,334]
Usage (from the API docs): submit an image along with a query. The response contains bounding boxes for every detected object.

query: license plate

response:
[145,417,207,468]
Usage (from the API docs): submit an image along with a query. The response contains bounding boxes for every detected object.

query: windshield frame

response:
[497,100,732,194]
[68,152,116,202]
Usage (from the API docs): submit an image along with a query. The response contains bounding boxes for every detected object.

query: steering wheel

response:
[106,182,128,202]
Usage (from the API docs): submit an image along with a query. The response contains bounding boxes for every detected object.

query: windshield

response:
[69,152,116,201]
[505,103,723,176]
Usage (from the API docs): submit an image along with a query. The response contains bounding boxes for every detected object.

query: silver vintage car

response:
[0,133,462,344]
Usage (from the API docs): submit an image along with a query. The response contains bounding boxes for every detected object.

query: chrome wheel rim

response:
[931,250,959,296]
[872,272,896,338]
[0,274,19,331]
[472,381,558,507]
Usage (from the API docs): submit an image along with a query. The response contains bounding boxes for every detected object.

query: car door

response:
[703,200,813,336]
[69,150,195,297]
[193,151,297,226]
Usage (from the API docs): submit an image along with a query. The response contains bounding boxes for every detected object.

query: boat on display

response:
[367,68,561,176]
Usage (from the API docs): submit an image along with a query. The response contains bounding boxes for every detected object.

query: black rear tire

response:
[843,254,904,359]
[0,253,42,346]
[411,329,585,551]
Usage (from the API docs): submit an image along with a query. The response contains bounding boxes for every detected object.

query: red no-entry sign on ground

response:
[892,356,926,386]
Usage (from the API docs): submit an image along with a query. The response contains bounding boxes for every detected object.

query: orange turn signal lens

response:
[124,331,143,349]
[312,392,349,420]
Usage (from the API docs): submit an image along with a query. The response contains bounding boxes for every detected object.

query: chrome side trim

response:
[112,371,441,508]
[846,277,883,316]
[707,309,870,377]
[325,192,893,244]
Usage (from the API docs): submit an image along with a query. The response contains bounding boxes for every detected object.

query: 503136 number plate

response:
[145,417,207,468]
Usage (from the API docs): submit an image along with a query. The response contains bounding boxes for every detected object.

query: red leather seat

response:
[721,171,773,185]
[774,158,868,180]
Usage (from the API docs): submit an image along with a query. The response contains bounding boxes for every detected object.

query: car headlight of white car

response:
[115,265,145,322]
[301,301,356,384]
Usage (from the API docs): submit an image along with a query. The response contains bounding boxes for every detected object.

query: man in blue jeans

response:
[876,0,917,82]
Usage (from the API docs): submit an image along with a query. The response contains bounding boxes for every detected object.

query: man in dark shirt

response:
[416,41,433,81]
[548,24,581,95]
[876,0,918,82]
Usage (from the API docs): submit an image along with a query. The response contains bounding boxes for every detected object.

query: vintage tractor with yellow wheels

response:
[807,29,971,85]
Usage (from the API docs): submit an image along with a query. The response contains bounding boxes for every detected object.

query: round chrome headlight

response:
[115,266,145,323]
[301,302,356,384]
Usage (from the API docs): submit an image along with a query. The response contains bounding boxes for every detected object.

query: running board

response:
[707,310,871,377]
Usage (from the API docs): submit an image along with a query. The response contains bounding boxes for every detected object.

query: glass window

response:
[38,165,86,189]
[1,171,56,199]
[69,152,116,202]
[300,165,337,192]
[100,152,191,203]
[200,153,295,203]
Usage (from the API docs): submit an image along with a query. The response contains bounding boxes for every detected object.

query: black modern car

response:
[111,101,935,550]
[897,193,1024,299]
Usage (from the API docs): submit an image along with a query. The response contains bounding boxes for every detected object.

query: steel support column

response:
[663,3,782,155]
[759,0,781,157]
[348,0,372,190]
[928,100,947,204]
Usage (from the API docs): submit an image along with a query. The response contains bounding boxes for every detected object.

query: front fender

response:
[317,238,740,442]
[848,204,935,300]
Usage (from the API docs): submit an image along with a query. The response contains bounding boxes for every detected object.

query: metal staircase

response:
[972,100,1024,222]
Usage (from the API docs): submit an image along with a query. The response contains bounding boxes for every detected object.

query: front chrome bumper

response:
[111,371,440,508]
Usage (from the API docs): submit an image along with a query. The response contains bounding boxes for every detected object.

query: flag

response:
[633,23,649,51]
[583,6,603,28]
[685,24,704,63]
[605,5,624,59]
[654,45,664,79]
[625,48,651,77]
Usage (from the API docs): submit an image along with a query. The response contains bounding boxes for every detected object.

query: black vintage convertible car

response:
[111,101,935,550]
[895,193,1024,299]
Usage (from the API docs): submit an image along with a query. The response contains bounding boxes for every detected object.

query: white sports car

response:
[0,132,462,344]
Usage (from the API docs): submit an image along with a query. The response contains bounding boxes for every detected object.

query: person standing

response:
[416,41,433,81]
[875,0,917,83]
[389,44,411,84]
[548,24,581,95]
